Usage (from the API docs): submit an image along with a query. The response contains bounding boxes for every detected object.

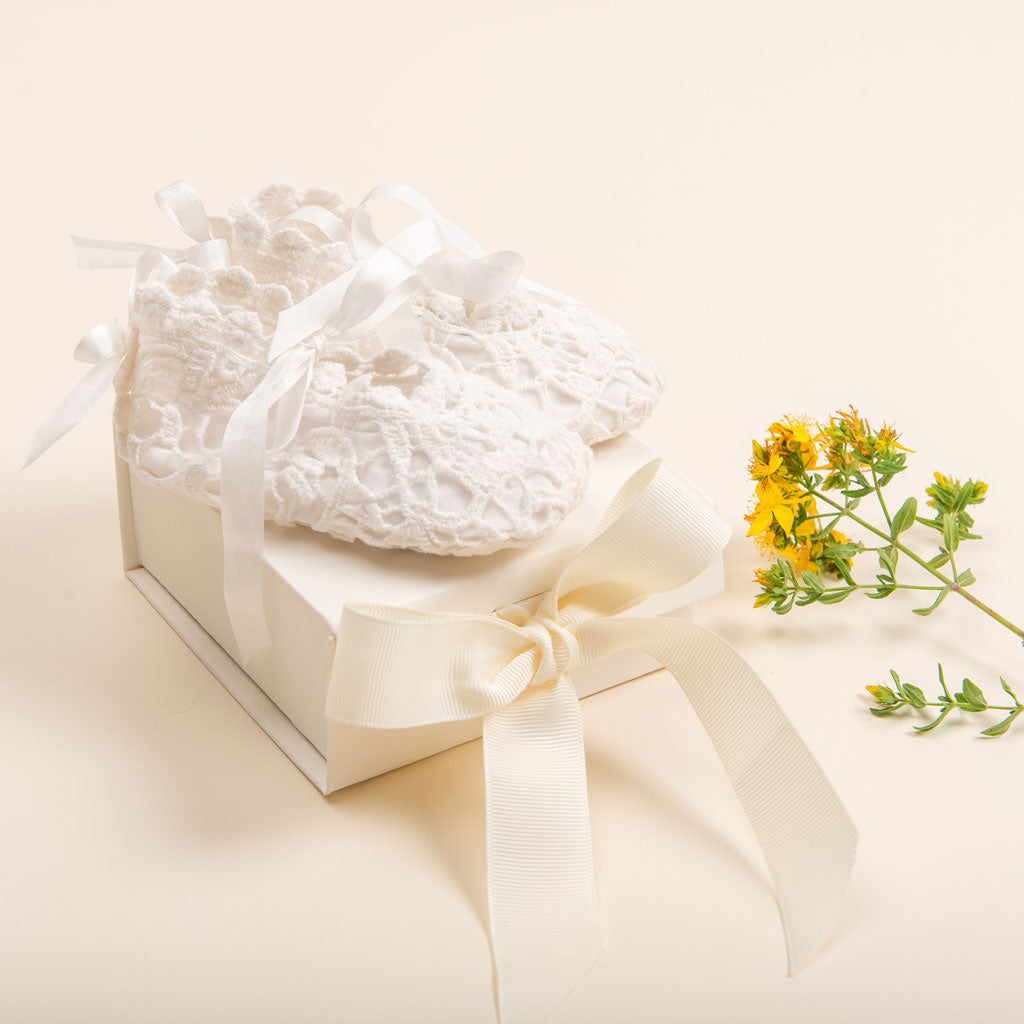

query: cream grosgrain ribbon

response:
[328,459,858,1024]
[24,183,228,467]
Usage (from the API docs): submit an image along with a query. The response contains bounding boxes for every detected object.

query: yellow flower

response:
[746,481,797,534]
[821,406,913,470]
[767,416,820,471]
[781,542,819,575]
[751,450,784,483]
[748,409,875,578]
[876,422,913,455]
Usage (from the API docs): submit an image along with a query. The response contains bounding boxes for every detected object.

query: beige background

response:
[3,2,1023,1021]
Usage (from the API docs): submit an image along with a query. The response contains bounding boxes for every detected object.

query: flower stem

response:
[805,482,1024,642]
[908,700,1019,711]
[870,467,892,531]
[954,588,1024,642]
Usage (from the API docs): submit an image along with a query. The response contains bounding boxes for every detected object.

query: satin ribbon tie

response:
[72,180,230,273]
[328,459,858,1024]
[220,184,558,664]
[25,182,228,467]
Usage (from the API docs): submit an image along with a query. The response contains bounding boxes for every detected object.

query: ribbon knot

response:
[521,611,580,687]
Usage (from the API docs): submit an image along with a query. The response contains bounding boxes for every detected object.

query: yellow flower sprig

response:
[747,407,1024,737]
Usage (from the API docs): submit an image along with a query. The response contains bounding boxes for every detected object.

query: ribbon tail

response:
[483,675,603,1024]
[518,276,581,307]
[71,236,186,269]
[220,347,314,665]
[22,354,121,469]
[580,617,857,974]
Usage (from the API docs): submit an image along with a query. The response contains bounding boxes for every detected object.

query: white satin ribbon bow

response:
[328,459,858,1024]
[24,182,229,468]
[70,179,230,274]
[220,184,548,664]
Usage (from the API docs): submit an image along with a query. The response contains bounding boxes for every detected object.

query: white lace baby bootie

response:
[412,288,663,445]
[221,183,663,446]
[113,263,592,557]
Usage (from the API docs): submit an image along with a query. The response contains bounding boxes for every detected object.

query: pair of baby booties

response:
[112,183,663,557]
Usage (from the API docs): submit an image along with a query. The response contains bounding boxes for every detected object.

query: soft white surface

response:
[3,3,1024,1022]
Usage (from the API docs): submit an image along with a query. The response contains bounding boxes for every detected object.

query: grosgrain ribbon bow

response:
[328,459,858,1024]
[220,184,552,664]
[24,182,229,468]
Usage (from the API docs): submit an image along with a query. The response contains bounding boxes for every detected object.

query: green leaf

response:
[912,586,952,616]
[956,568,976,587]
[942,512,960,553]
[832,557,857,585]
[1001,678,1021,706]
[927,551,951,570]
[915,705,954,733]
[879,548,898,576]
[819,587,856,604]
[961,679,988,711]
[890,497,918,536]
[802,571,824,594]
[875,456,906,476]
[980,709,1022,737]
[824,542,862,560]
[869,705,900,716]
[953,483,973,513]
[937,664,951,700]
[902,684,927,708]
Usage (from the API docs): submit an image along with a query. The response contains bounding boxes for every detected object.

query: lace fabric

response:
[231,184,664,445]
[413,287,663,445]
[112,181,662,557]
[114,264,593,556]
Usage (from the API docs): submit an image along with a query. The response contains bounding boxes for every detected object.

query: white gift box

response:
[115,432,724,794]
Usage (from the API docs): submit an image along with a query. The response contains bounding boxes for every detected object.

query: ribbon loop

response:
[72,181,229,274]
[329,460,857,1024]
[73,322,123,365]
[283,205,350,243]
[154,180,214,244]
[420,250,525,304]
[23,323,126,469]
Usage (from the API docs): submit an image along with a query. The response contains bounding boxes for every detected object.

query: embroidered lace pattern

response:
[412,288,663,445]
[228,184,664,445]
[113,264,593,556]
